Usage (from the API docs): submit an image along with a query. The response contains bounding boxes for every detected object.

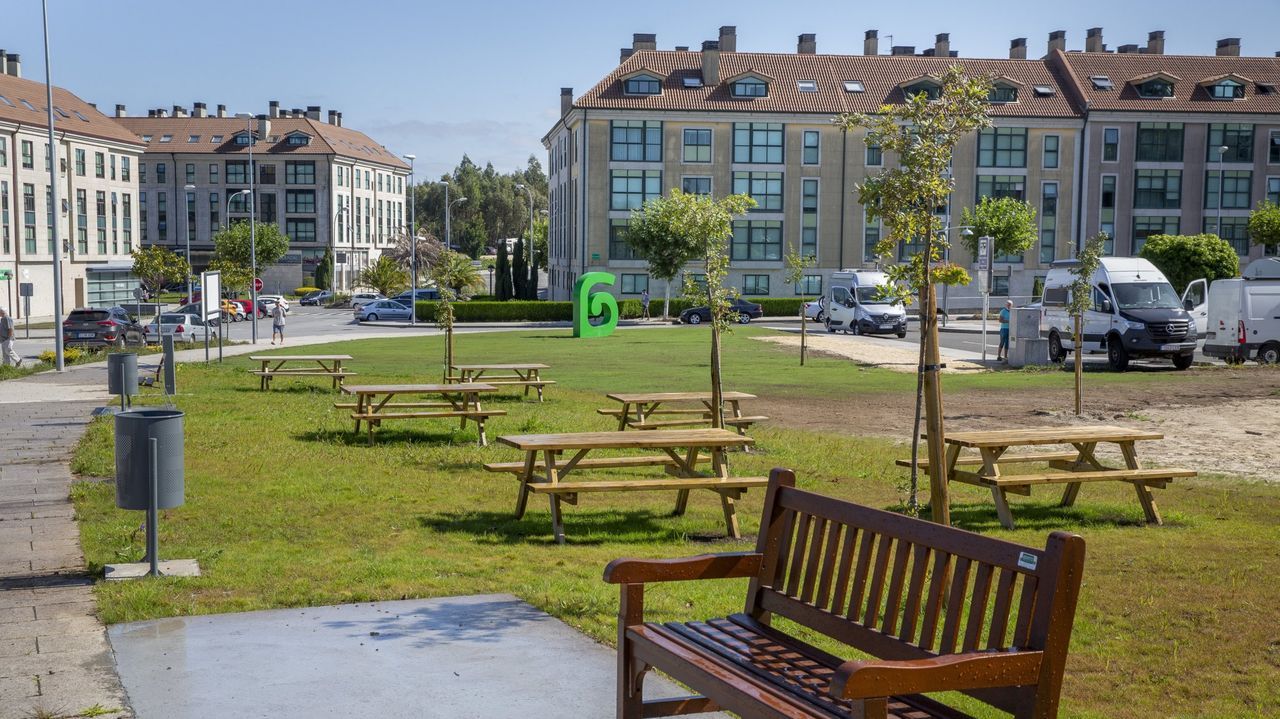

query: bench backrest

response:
[746,469,1085,719]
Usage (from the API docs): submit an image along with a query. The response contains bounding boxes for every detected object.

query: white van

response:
[823,270,908,337]
[1041,257,1197,371]
[1201,257,1280,364]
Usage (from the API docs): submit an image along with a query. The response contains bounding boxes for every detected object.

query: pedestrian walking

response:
[0,308,20,367]
[640,289,650,320]
[271,303,286,345]
[997,299,1013,362]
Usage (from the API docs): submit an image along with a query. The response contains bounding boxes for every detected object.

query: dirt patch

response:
[754,334,984,372]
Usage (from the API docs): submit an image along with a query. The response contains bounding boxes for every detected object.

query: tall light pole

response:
[232,114,259,343]
[182,183,196,302]
[447,196,467,251]
[42,0,65,370]
[403,154,416,324]
[515,183,534,299]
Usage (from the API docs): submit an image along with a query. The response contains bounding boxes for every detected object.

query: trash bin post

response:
[147,437,160,577]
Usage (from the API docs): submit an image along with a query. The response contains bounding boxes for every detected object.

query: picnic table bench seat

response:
[625,415,768,430]
[894,450,1081,472]
[605,468,1087,719]
[482,455,710,473]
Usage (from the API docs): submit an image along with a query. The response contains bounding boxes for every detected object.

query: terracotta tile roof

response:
[113,116,409,170]
[1056,51,1280,113]
[0,72,144,147]
[573,50,1080,118]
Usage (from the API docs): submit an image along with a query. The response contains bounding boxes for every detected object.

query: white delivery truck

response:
[1201,257,1280,365]
[823,270,908,337]
[1041,257,1197,371]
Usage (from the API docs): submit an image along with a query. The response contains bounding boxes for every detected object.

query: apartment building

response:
[116,102,409,291]
[544,27,1280,305]
[0,51,145,318]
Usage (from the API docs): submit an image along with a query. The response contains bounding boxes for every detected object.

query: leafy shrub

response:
[753,298,804,316]
[415,301,574,323]
[39,348,86,364]
[1138,234,1240,292]
[293,286,321,296]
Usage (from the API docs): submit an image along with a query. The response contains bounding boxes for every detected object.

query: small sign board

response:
[253,277,263,292]
[201,271,222,321]
[336,252,347,264]
[0,269,11,280]
[976,236,993,272]
[19,282,33,297]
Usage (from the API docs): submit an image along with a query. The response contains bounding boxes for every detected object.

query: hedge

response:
[410,297,810,323]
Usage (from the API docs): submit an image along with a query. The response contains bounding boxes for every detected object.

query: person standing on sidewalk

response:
[270,303,286,345]
[640,289,650,320]
[997,300,1013,362]
[0,309,20,366]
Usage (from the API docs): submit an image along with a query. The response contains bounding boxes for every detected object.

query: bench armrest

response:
[831,650,1044,699]
[603,552,762,584]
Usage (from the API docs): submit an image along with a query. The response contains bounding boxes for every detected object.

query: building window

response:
[609,219,640,260]
[742,274,770,295]
[121,194,132,252]
[730,220,783,261]
[121,157,131,182]
[1133,169,1182,209]
[864,210,881,262]
[865,141,882,166]
[988,85,1019,103]
[977,127,1027,168]
[286,190,316,213]
[209,164,219,184]
[733,122,783,164]
[682,129,711,163]
[1040,182,1057,264]
[1205,170,1252,209]
[1270,133,1280,164]
[74,148,85,176]
[75,189,88,254]
[209,192,219,229]
[1136,122,1184,162]
[94,152,105,178]
[1268,177,1280,204]
[802,131,819,165]
[285,161,315,184]
[1208,124,1253,162]
[991,276,1010,297]
[185,163,196,184]
[0,139,6,168]
[1102,127,1119,162]
[234,133,252,146]
[156,162,166,184]
[681,177,711,195]
[1132,216,1179,253]
[610,170,662,210]
[139,162,146,184]
[976,175,1025,201]
[110,155,117,180]
[226,161,248,185]
[623,75,661,95]
[285,218,316,242]
[620,273,649,294]
[228,189,250,213]
[1100,175,1117,255]
[21,141,33,169]
[1043,135,1060,169]
[904,82,941,101]
[258,192,276,221]
[1136,79,1175,98]
[611,120,662,162]
[95,190,107,254]
[260,164,277,185]
[286,133,310,146]
[156,191,167,241]
[732,172,783,211]
[0,181,8,254]
[139,192,147,243]
[731,77,768,97]
[22,184,35,254]
[800,179,818,258]
[1204,217,1250,255]
[795,274,822,295]
[185,192,195,246]
[1210,80,1245,100]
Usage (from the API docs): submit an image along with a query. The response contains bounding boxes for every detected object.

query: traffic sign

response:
[19,282,33,297]
[253,277,263,292]
[0,269,10,280]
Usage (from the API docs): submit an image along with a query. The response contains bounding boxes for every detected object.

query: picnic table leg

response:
[514,453,537,519]
[1060,442,1100,507]
[672,447,699,516]
[711,447,741,539]
[1120,441,1162,525]
[980,447,1015,530]
[617,403,631,431]
[544,450,565,544]
[353,394,364,435]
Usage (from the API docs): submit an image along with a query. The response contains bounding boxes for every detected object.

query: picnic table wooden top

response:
[605,391,757,403]
[943,425,1164,448]
[342,383,497,395]
[450,363,549,370]
[249,354,352,361]
[497,428,752,451]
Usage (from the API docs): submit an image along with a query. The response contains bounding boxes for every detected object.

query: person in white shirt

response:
[271,303,286,345]
[0,309,20,366]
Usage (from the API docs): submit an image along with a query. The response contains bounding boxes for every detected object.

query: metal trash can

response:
[107,352,138,396]
[114,409,184,510]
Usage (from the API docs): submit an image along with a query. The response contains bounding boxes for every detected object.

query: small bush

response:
[39,347,86,364]
[415,301,574,323]
[294,286,321,296]
[754,298,805,317]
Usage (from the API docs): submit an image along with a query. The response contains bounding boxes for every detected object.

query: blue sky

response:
[8,0,1280,178]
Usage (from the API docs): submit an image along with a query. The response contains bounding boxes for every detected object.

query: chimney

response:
[6,53,20,78]
[934,33,950,57]
[560,87,573,117]
[0,50,7,76]
[328,109,338,125]
[632,33,656,52]
[891,46,915,56]
[675,46,689,52]
[1086,27,1104,53]
[864,29,879,56]
[718,26,736,53]
[193,102,207,118]
[172,105,187,118]
[336,112,343,127]
[701,40,721,85]
[922,49,936,57]
[619,48,635,63]
[258,116,271,139]
[1217,38,1241,56]
[306,105,321,120]
[1147,30,1165,55]
[797,33,816,54]
[157,108,168,118]
[1009,37,1027,59]
[290,108,301,118]
[115,104,126,118]
[1048,30,1066,56]
[269,100,280,118]
[147,109,156,118]
[1117,44,1139,54]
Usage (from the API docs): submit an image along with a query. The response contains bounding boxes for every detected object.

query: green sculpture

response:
[572,272,619,338]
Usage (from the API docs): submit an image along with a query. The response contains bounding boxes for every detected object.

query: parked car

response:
[350,292,386,310]
[678,298,763,325]
[258,295,290,315]
[391,288,440,304]
[803,299,826,323]
[63,307,146,350]
[143,313,218,344]
[220,298,244,322]
[228,299,256,318]
[355,300,413,322]
[1198,257,1280,365]
[299,290,334,306]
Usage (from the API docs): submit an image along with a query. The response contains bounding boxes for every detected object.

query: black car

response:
[392,288,441,303]
[63,306,146,349]
[679,298,764,325]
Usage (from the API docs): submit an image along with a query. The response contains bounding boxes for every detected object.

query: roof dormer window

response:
[234,133,253,146]
[988,84,1019,103]
[623,74,662,95]
[286,132,311,146]
[1137,79,1175,98]
[159,134,172,143]
[731,77,769,98]
[1210,79,1246,100]
[904,82,941,101]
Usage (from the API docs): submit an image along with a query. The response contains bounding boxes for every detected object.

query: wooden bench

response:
[448,363,553,401]
[250,354,354,391]
[605,468,1087,719]
[345,383,501,446]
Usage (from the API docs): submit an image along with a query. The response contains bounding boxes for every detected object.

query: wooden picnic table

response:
[600,391,765,437]
[932,425,1196,529]
[447,363,554,401]
[250,354,354,391]
[339,383,505,446]
[485,428,763,544]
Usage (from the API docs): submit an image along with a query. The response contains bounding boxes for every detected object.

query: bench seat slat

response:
[527,477,767,494]
[482,455,709,473]
[895,451,1080,470]
[350,410,506,420]
[954,467,1195,488]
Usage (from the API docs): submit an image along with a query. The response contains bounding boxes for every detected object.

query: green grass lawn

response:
[70,327,1280,718]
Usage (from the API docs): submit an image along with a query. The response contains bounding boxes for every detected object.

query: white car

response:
[350,292,386,310]
[803,299,826,322]
[144,313,218,344]
[258,295,290,313]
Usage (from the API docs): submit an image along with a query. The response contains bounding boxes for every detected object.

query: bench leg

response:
[477,418,488,448]
[720,492,741,539]
[549,494,565,545]
[1060,482,1082,507]
[991,487,1016,530]
[1132,481,1163,525]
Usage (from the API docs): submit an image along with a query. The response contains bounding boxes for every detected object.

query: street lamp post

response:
[403,154,416,325]
[42,0,65,370]
[447,196,467,251]
[182,183,196,303]
[515,183,534,299]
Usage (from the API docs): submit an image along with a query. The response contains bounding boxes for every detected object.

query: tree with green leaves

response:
[625,202,705,320]
[495,242,513,301]
[1138,233,1240,293]
[1068,233,1107,416]
[427,249,485,380]
[212,221,290,275]
[836,65,992,522]
[784,244,817,366]
[629,189,756,428]
[959,196,1038,260]
[131,246,189,320]
[207,259,251,297]
[385,231,444,285]
[1248,200,1280,251]
[512,238,528,299]
[357,256,409,297]
[314,247,333,291]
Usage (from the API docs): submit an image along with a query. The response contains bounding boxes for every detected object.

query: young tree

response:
[212,221,290,272]
[629,190,756,428]
[512,238,528,299]
[384,230,445,285]
[314,247,333,291]
[428,249,485,379]
[495,242,512,301]
[357,256,409,297]
[131,246,189,320]
[836,65,992,522]
[1248,200,1280,252]
[1068,233,1107,416]
[783,244,817,366]
[624,206,703,319]
[959,196,1038,259]
[1138,234,1240,292]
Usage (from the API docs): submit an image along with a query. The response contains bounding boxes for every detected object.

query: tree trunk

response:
[909,310,927,512]
[710,322,724,430]
[662,284,670,320]
[1074,314,1083,416]
[800,300,807,366]
[919,225,949,526]
[444,320,454,382]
